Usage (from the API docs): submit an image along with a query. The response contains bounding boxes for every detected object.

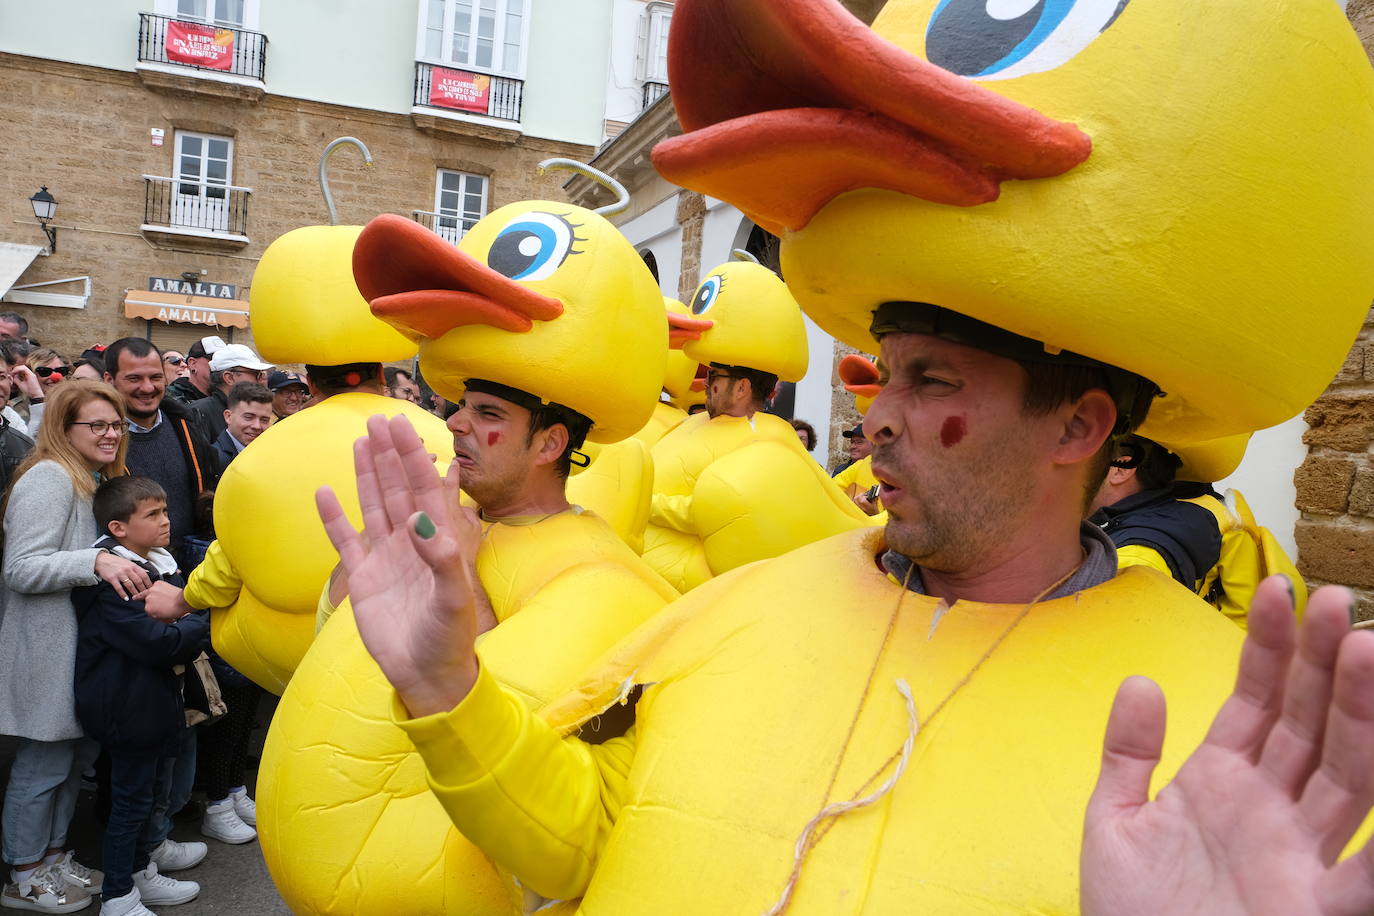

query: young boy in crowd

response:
[73,477,210,916]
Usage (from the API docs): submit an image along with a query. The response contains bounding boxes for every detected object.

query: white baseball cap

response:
[209,343,272,372]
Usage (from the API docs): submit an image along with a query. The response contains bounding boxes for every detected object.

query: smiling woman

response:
[0,380,151,912]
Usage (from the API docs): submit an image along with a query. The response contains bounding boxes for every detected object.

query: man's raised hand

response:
[316,414,483,718]
[1082,577,1374,915]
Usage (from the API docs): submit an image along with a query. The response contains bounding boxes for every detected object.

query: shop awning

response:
[0,243,46,297]
[123,290,250,329]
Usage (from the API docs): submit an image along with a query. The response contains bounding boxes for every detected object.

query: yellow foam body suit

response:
[184,224,447,694]
[259,509,678,915]
[396,528,1246,913]
[643,262,873,591]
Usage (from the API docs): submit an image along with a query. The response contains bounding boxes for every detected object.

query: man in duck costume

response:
[644,259,874,591]
[316,0,1374,912]
[144,224,453,694]
[1091,433,1306,629]
[255,202,680,915]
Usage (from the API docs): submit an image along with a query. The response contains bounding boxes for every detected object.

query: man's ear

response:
[103,372,114,385]
[1052,388,1118,467]
[531,422,570,469]
[223,408,232,424]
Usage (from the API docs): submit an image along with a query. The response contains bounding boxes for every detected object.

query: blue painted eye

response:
[926,0,1129,81]
[690,275,723,315]
[487,212,578,281]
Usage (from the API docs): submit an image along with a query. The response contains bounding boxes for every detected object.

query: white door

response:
[172,132,233,232]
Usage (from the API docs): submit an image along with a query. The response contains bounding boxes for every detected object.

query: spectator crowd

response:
[0,318,447,915]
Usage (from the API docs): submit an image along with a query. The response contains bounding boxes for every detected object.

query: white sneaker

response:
[200,800,256,845]
[132,864,198,907]
[1,865,91,913]
[228,787,256,827]
[148,839,206,873]
[49,854,101,896]
[97,888,153,916]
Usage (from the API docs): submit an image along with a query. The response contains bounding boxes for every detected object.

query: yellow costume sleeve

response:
[832,462,860,490]
[393,664,636,901]
[181,539,242,610]
[1114,543,1174,581]
[649,491,695,533]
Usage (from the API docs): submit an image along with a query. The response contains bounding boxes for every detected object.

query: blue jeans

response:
[148,725,196,848]
[1,737,100,865]
[104,755,167,899]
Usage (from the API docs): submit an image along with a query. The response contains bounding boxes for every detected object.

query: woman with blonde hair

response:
[0,381,155,913]
[23,347,73,437]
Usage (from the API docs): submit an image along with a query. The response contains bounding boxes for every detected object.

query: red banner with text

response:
[165,21,235,70]
[428,67,491,114]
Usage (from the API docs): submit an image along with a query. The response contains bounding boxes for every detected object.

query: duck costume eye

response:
[487,211,582,281]
[927,0,1130,80]
[690,275,724,315]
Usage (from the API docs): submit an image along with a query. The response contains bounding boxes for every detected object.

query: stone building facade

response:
[0,1,608,358]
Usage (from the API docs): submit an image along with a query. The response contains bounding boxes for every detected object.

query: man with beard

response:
[103,338,220,566]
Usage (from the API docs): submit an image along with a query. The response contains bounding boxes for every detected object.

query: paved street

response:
[0,699,291,915]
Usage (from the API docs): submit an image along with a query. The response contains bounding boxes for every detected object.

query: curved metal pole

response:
[319,137,375,226]
[731,248,761,264]
[537,158,630,216]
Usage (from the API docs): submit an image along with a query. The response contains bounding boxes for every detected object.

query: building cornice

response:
[564,91,680,211]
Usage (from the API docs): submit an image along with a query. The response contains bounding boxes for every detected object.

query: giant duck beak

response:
[838,353,881,400]
[353,214,563,339]
[667,310,713,348]
[652,0,1092,234]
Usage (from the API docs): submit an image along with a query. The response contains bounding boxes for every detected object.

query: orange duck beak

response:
[667,310,713,348]
[651,0,1092,234]
[353,214,563,340]
[838,353,881,401]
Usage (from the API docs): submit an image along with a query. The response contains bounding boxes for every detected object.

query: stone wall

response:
[0,53,591,357]
[1291,2,1374,619]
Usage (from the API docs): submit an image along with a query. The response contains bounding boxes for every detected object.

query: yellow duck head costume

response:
[653,0,1374,447]
[203,224,450,694]
[668,259,810,384]
[353,203,666,445]
[838,353,880,417]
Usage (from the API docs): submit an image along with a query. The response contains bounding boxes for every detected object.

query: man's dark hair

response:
[0,313,30,336]
[713,363,777,408]
[103,337,161,377]
[384,366,413,388]
[526,405,593,479]
[1016,360,1158,510]
[0,341,24,367]
[1120,435,1183,491]
[226,382,273,410]
[74,356,105,377]
[306,362,381,395]
[94,475,167,535]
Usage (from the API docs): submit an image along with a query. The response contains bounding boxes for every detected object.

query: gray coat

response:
[0,461,102,741]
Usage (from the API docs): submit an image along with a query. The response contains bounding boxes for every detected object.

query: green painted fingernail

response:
[414,512,436,539]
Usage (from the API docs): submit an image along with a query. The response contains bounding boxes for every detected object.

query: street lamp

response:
[28,187,58,253]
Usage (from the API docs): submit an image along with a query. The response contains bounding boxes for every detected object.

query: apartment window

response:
[638,2,672,84]
[435,170,488,243]
[173,131,234,232]
[422,0,527,76]
[156,0,258,29]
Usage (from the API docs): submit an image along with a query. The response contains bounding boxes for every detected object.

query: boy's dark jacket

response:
[73,537,209,757]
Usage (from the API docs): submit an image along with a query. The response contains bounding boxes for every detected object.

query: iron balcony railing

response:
[412,210,472,245]
[642,80,669,110]
[413,62,523,122]
[137,12,267,81]
[143,175,251,237]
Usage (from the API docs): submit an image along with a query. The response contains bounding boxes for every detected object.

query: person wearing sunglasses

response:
[187,345,273,442]
[161,351,189,381]
[20,349,73,440]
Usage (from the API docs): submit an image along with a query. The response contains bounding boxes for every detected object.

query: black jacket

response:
[1090,481,1223,589]
[189,389,229,442]
[0,414,33,498]
[159,394,223,494]
[72,542,209,757]
[165,376,210,407]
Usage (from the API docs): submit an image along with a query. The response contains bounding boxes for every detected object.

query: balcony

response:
[141,176,251,251]
[411,62,524,144]
[136,12,267,102]
[642,80,669,111]
[411,210,469,245]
